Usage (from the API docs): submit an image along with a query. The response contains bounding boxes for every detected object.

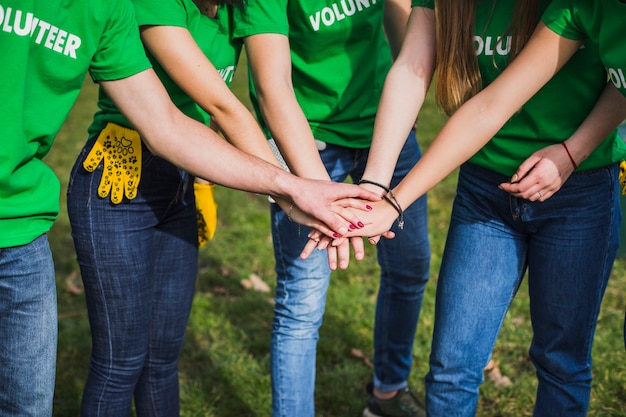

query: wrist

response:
[561,142,579,170]
[358,179,391,194]
[271,170,299,202]
[359,182,387,198]
[360,179,404,229]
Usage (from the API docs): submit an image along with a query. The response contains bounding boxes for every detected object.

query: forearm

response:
[209,97,280,166]
[389,76,550,209]
[389,115,481,211]
[101,70,382,238]
[388,23,583,209]
[101,71,291,195]
[363,7,436,186]
[147,106,297,195]
[140,26,281,168]
[499,84,626,199]
[562,82,626,166]
[256,88,329,180]
[363,60,432,186]
[245,34,329,181]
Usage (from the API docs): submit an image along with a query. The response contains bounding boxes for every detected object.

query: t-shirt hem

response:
[0,227,53,248]
[233,24,289,39]
[90,61,152,83]
[135,17,188,28]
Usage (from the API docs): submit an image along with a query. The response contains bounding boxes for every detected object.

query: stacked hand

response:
[280,196,373,270]
[297,141,577,271]
[278,177,382,238]
[299,182,399,270]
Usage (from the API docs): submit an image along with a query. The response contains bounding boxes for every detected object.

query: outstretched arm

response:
[138,26,374,235]
[346,23,583,240]
[245,33,330,180]
[361,7,436,192]
[140,25,279,165]
[100,70,379,236]
[301,7,435,261]
[244,32,372,268]
[389,23,581,210]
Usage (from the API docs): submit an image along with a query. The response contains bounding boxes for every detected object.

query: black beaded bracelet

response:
[359,179,404,229]
[383,193,404,230]
[358,179,391,193]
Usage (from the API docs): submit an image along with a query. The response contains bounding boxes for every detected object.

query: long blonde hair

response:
[434,0,540,115]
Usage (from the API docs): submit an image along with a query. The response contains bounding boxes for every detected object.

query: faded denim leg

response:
[0,234,57,417]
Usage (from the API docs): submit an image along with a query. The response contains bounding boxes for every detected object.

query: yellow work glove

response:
[83,122,142,204]
[620,161,626,195]
[194,182,218,247]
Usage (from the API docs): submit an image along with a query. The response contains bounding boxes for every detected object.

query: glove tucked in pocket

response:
[83,122,142,204]
[194,182,218,247]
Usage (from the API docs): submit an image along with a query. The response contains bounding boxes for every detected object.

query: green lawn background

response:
[48,57,626,416]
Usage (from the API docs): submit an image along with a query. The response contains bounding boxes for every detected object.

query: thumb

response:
[511,155,541,183]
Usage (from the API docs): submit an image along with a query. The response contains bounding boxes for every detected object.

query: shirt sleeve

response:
[89,0,151,81]
[232,0,290,39]
[133,0,188,28]
[541,0,587,41]
[411,0,434,9]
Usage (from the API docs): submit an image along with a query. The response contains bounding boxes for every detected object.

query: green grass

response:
[48,60,626,416]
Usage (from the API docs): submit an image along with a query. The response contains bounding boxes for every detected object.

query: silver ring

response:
[537,191,544,198]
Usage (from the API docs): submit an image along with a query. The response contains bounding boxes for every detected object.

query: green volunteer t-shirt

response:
[413,0,626,175]
[543,0,626,98]
[89,0,242,137]
[233,0,393,148]
[0,0,151,248]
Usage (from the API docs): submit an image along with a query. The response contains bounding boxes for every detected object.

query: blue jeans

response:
[0,234,57,417]
[67,139,198,417]
[270,133,431,417]
[426,163,620,417]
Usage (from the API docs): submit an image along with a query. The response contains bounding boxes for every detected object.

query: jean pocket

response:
[67,140,93,196]
[141,142,156,169]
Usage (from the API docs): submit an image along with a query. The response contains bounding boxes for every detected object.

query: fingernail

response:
[366,205,372,210]
[333,233,340,238]
[349,224,356,230]
[357,222,364,228]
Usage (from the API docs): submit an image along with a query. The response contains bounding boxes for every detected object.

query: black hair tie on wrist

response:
[359,179,404,230]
